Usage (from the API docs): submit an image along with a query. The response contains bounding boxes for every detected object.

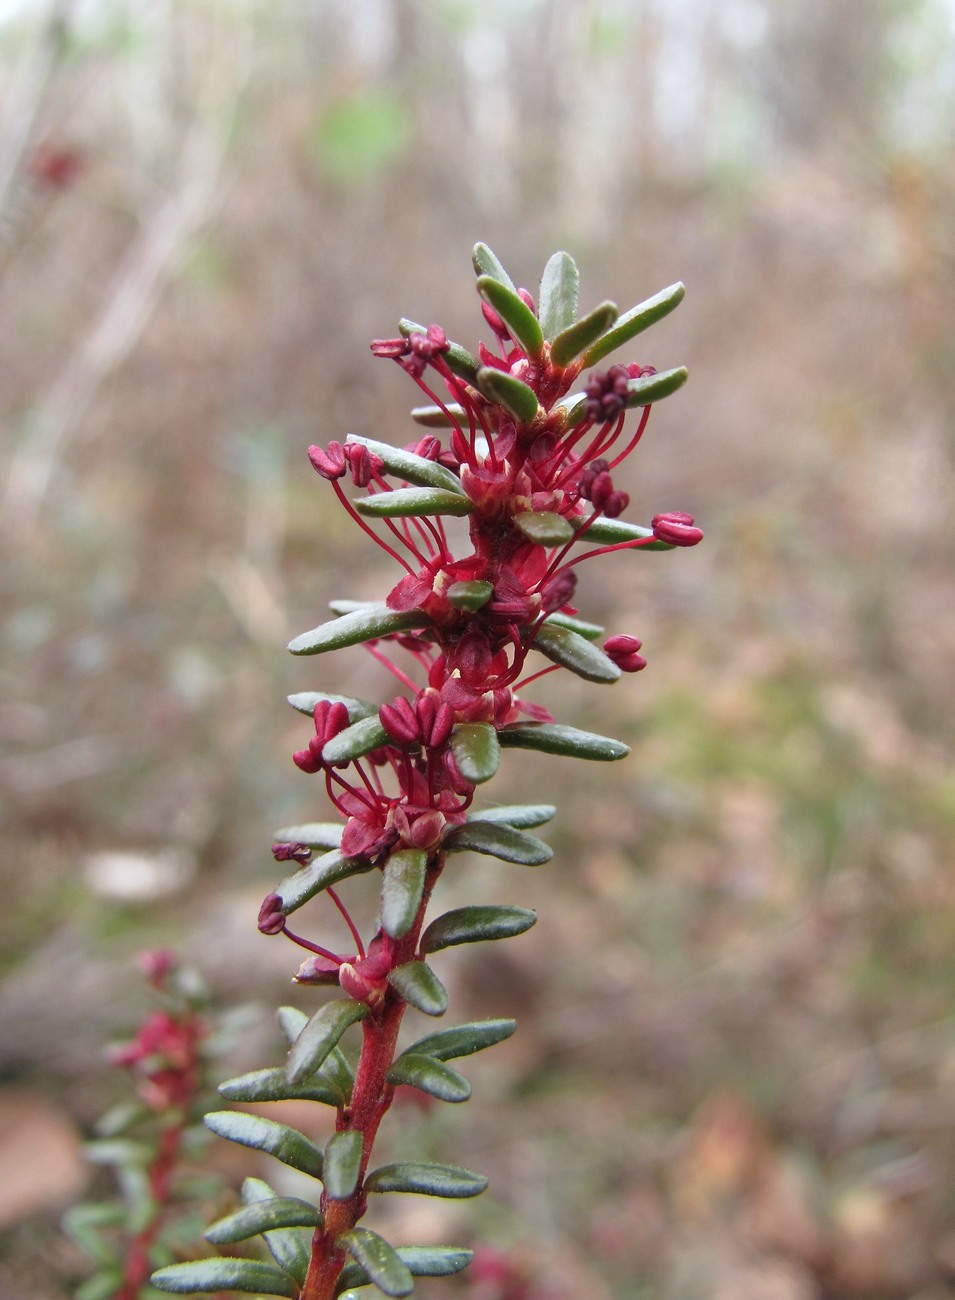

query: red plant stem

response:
[115,1122,184,1300]
[300,857,444,1300]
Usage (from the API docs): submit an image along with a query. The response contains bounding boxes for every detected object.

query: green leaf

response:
[287,691,378,720]
[499,722,630,761]
[386,1053,471,1101]
[273,821,342,849]
[450,722,499,784]
[344,434,463,493]
[205,1196,321,1243]
[323,1130,364,1200]
[403,1018,516,1062]
[277,1005,308,1044]
[275,848,374,915]
[550,300,619,368]
[475,366,540,424]
[321,714,390,764]
[543,611,604,639]
[442,821,552,865]
[365,1161,487,1198]
[76,1273,124,1300]
[380,848,427,939]
[466,802,556,828]
[532,623,621,683]
[513,510,574,546]
[337,1246,473,1292]
[354,486,474,518]
[538,250,580,342]
[574,515,671,549]
[625,365,688,407]
[204,1112,324,1179]
[582,281,685,366]
[321,1046,357,1099]
[388,961,448,1016]
[62,1204,124,1267]
[218,1066,344,1109]
[151,1258,296,1296]
[476,275,544,359]
[83,1138,151,1166]
[289,604,427,656]
[472,242,516,293]
[240,1178,312,1286]
[420,905,537,953]
[286,1000,369,1085]
[340,1227,414,1298]
[411,402,466,428]
[447,579,493,611]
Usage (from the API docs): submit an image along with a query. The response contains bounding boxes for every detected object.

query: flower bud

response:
[482,300,508,338]
[417,694,454,749]
[604,634,646,672]
[651,511,704,546]
[380,696,420,747]
[344,442,384,488]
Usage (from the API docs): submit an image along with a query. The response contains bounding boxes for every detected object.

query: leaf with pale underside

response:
[203,1112,324,1179]
[272,821,342,849]
[354,486,474,518]
[238,1178,312,1285]
[403,1018,517,1062]
[218,1067,343,1109]
[204,1193,321,1244]
[582,281,686,366]
[472,241,516,292]
[344,434,463,493]
[543,611,604,640]
[550,299,618,368]
[287,690,378,720]
[337,1245,473,1292]
[275,848,374,915]
[466,802,556,828]
[151,1258,296,1296]
[365,1161,488,1198]
[339,1227,414,1298]
[288,604,426,656]
[411,402,466,427]
[380,848,428,939]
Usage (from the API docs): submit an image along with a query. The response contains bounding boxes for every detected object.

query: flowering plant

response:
[150,245,700,1300]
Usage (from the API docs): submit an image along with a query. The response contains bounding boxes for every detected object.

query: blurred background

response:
[1,0,954,1296]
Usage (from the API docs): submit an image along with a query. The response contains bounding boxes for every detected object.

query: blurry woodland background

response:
[2,1,955,1296]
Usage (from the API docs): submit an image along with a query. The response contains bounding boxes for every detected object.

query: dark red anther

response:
[578,458,610,501]
[370,336,411,359]
[308,441,347,480]
[651,512,704,546]
[541,568,577,613]
[417,695,454,749]
[602,489,630,518]
[584,365,630,422]
[410,434,441,461]
[482,300,508,339]
[605,634,647,673]
[380,696,421,747]
[257,893,286,935]
[517,287,536,314]
[343,442,384,488]
[272,842,312,864]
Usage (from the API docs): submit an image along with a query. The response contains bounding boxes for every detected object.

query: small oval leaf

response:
[476,275,544,359]
[472,242,516,293]
[466,802,556,828]
[321,714,390,765]
[498,722,630,761]
[532,623,621,684]
[402,1018,516,1063]
[337,1245,473,1291]
[583,281,685,366]
[204,1112,324,1179]
[344,434,463,493]
[386,1053,471,1102]
[450,722,499,785]
[289,604,427,656]
[387,961,448,1016]
[286,1000,369,1085]
[323,1129,364,1200]
[538,250,580,342]
[218,1067,343,1109]
[275,848,374,916]
[447,579,493,611]
[277,1005,308,1044]
[339,1227,414,1298]
[625,365,688,407]
[365,1161,488,1198]
[550,300,619,368]
[442,821,552,866]
[475,366,540,425]
[513,510,575,547]
[420,905,537,953]
[380,848,428,940]
[205,1196,321,1244]
[151,1258,296,1296]
[575,515,669,548]
[542,611,604,640]
[240,1178,312,1286]
[411,402,466,428]
[354,486,475,518]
